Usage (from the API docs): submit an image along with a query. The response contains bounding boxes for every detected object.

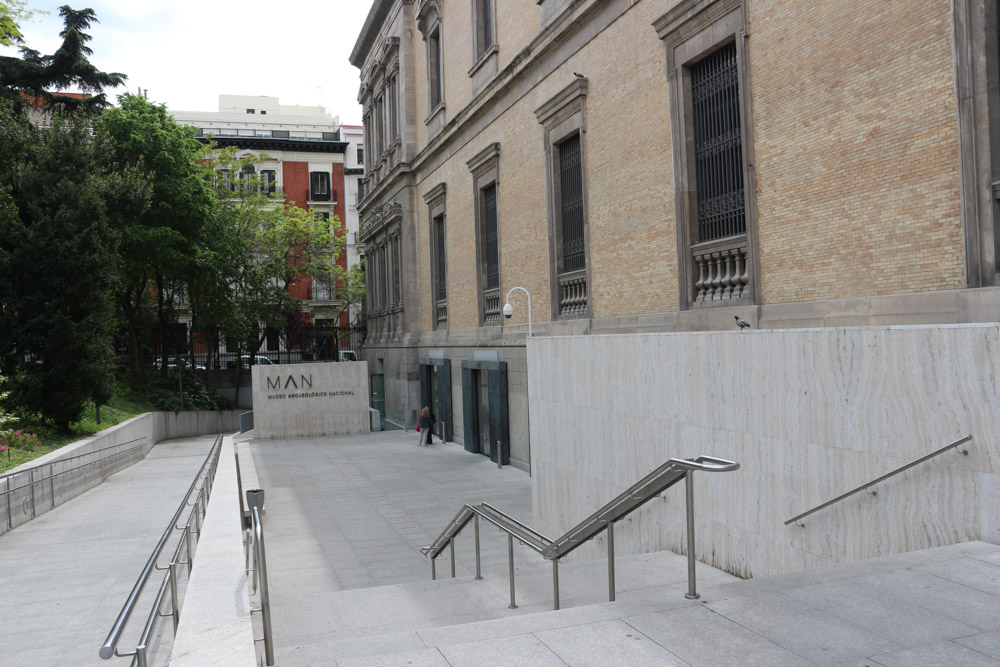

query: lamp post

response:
[503,287,532,337]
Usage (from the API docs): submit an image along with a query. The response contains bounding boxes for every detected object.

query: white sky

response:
[2,0,374,124]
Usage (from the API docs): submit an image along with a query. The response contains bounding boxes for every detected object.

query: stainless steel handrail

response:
[247,505,274,666]
[2,436,153,531]
[99,434,223,665]
[785,435,972,526]
[0,436,149,483]
[421,454,740,610]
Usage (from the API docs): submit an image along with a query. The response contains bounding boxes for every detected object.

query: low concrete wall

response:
[528,325,1000,578]
[169,436,256,667]
[0,411,241,536]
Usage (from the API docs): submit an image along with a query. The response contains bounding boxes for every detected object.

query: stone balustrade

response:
[692,234,749,303]
[558,270,588,317]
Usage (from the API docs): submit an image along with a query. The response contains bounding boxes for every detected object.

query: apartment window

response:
[261,169,276,194]
[536,79,590,319]
[312,276,333,301]
[246,108,255,114]
[357,146,364,165]
[310,172,331,201]
[260,110,267,115]
[656,0,758,308]
[425,183,448,329]
[468,143,501,325]
[418,1,446,134]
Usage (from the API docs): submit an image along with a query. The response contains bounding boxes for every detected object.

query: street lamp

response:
[503,287,532,337]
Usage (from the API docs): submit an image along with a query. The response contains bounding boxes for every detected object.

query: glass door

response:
[477,370,491,457]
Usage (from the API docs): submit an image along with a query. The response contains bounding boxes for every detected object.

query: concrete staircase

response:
[272,541,1000,666]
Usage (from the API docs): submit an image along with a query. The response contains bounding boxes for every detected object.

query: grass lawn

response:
[0,389,153,474]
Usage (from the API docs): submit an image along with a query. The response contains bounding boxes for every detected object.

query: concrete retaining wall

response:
[0,411,241,536]
[528,325,1000,578]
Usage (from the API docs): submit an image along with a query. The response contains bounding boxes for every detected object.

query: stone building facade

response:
[351,0,1000,470]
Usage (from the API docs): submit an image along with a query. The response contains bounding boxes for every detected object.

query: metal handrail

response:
[99,435,223,665]
[2,437,152,532]
[421,454,739,610]
[785,435,972,526]
[0,436,148,483]
[247,504,274,666]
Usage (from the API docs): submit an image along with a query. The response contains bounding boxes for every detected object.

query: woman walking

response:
[418,407,433,446]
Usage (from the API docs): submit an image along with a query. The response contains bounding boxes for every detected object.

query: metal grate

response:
[559,133,586,273]
[483,184,499,290]
[692,41,745,243]
[435,214,447,301]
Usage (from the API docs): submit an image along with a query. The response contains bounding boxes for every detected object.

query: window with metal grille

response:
[692,41,745,243]
[482,184,499,290]
[435,214,447,301]
[558,133,585,273]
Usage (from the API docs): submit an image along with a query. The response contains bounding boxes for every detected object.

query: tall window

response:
[692,42,745,243]
[357,146,364,166]
[482,184,499,291]
[558,134,585,273]
[536,79,590,319]
[474,0,495,58]
[425,183,448,329]
[428,28,443,110]
[468,143,501,324]
[435,215,447,301]
[657,0,758,307]
[310,172,330,201]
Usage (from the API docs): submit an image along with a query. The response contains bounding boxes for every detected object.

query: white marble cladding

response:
[252,362,370,439]
[527,325,1000,578]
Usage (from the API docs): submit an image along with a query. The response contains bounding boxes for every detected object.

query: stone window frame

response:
[954,0,1000,286]
[655,0,760,309]
[468,0,498,91]
[467,142,502,326]
[417,0,447,136]
[424,182,448,330]
[535,77,592,320]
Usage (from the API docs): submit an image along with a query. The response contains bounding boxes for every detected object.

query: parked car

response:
[338,350,358,362]
[227,355,274,369]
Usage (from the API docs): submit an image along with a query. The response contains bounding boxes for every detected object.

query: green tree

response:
[0,104,147,429]
[94,94,215,382]
[0,5,125,112]
[0,0,41,47]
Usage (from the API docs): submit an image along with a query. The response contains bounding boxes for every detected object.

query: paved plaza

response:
[1,430,999,666]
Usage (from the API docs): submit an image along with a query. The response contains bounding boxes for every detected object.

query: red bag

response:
[416,424,420,432]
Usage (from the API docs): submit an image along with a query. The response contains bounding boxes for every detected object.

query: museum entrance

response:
[419,357,452,441]
[461,360,509,465]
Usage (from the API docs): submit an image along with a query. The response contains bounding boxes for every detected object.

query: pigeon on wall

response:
[734,315,751,329]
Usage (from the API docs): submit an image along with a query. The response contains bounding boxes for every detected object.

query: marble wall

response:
[528,325,1000,577]
[252,362,370,439]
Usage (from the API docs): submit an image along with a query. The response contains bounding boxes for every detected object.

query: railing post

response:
[431,557,437,580]
[607,522,616,602]
[168,562,180,632]
[684,471,699,600]
[474,514,482,580]
[449,537,456,578]
[552,559,560,610]
[507,534,517,609]
[136,644,148,667]
[185,524,195,573]
[497,441,502,469]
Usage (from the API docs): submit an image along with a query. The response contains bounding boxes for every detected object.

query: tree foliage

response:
[0,103,149,429]
[0,5,125,112]
[94,94,215,378]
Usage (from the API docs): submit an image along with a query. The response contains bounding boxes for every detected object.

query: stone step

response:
[274,548,739,665]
